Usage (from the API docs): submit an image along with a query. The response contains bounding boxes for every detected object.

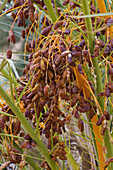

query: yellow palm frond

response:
[72,66,105,170]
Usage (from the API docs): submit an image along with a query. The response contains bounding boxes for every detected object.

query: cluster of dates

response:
[1,23,98,166]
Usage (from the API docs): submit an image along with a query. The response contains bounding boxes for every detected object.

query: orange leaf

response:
[71,66,105,170]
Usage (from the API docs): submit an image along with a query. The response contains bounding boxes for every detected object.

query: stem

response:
[104,130,113,161]
[82,1,113,170]
[1,69,18,86]
[25,157,41,170]
[81,1,94,53]
[44,0,57,23]
[0,85,59,170]
[92,58,104,109]
[65,148,79,170]
[0,0,8,14]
